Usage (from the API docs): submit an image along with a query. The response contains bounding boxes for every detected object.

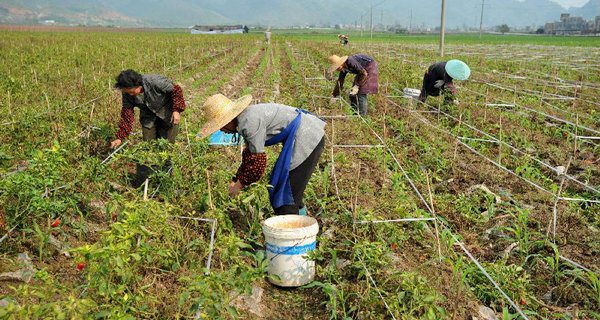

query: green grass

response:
[262,29,600,47]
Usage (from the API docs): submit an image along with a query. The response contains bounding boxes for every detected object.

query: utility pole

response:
[439,0,446,57]
[360,14,364,37]
[479,0,485,39]
[409,9,412,34]
[370,4,374,40]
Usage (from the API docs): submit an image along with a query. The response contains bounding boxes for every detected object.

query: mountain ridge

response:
[0,0,597,29]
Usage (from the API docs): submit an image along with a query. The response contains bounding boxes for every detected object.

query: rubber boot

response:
[298,207,307,216]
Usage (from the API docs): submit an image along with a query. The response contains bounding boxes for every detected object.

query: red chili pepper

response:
[76,263,86,271]
[51,218,61,228]
[520,298,527,305]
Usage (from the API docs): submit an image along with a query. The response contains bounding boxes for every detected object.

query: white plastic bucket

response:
[262,215,319,287]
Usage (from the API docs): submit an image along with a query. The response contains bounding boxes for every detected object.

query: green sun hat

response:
[445,59,471,81]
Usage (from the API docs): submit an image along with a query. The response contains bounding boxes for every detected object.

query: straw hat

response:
[197,93,253,138]
[445,59,471,81]
[328,54,348,73]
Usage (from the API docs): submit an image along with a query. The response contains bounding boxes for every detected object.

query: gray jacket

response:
[237,103,326,170]
[122,74,174,128]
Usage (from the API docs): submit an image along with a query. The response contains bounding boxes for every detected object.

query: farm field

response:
[0,30,599,319]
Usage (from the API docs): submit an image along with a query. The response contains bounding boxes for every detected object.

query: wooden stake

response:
[143,179,149,201]
[89,103,95,122]
[498,114,503,165]
[184,118,191,154]
[206,169,215,210]
[7,91,15,131]
[453,112,463,161]
[353,163,362,221]
[548,157,572,242]
[573,114,578,159]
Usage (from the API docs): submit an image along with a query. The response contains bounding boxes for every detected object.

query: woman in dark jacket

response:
[418,59,470,104]
[328,54,378,116]
[110,69,186,186]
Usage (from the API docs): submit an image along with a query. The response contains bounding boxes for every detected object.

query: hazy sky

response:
[549,0,589,8]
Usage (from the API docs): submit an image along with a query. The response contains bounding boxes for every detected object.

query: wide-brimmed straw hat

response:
[445,59,471,81]
[328,54,348,72]
[197,93,253,138]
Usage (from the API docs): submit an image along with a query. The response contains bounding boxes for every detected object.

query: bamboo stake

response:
[573,114,578,159]
[89,103,95,122]
[453,112,463,161]
[7,91,15,131]
[498,114,503,165]
[143,179,149,201]
[353,163,362,221]
[548,157,571,242]
[206,169,215,210]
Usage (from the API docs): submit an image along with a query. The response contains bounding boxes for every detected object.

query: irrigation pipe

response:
[333,144,383,148]
[452,235,530,319]
[385,95,597,275]
[0,225,18,245]
[329,94,529,314]
[172,215,217,275]
[394,89,600,195]
[458,137,498,143]
[408,100,599,203]
[462,86,599,148]
[356,217,435,224]
[467,84,600,135]
[559,255,592,273]
[358,257,398,320]
[101,141,128,165]
[378,98,533,319]
[558,197,600,203]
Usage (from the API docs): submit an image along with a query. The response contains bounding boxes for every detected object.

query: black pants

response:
[349,93,368,116]
[274,137,325,215]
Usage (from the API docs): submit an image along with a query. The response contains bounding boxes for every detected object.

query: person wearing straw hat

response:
[418,59,470,104]
[337,34,349,46]
[328,54,378,116]
[110,69,186,186]
[198,94,326,216]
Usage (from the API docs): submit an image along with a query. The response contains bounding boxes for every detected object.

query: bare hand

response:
[110,139,122,149]
[228,180,243,198]
[171,111,181,125]
[350,85,359,95]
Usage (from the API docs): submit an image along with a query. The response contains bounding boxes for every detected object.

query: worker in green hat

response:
[418,59,470,104]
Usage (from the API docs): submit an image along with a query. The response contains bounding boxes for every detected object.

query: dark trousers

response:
[349,93,368,116]
[135,118,179,185]
[419,73,454,104]
[274,137,325,215]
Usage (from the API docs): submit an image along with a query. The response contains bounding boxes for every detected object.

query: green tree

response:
[497,24,510,34]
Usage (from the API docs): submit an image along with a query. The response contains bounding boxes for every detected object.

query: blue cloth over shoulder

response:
[265,109,307,210]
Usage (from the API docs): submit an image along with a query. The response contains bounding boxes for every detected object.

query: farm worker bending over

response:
[110,69,186,185]
[198,94,326,216]
[338,34,349,46]
[328,54,378,116]
[418,59,470,104]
